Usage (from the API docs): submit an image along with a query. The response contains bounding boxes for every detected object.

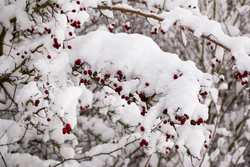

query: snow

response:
[1,0,250,166]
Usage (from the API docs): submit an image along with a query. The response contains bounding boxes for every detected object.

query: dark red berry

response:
[75,59,81,65]
[88,70,92,75]
[62,128,67,134]
[174,74,178,79]
[47,118,51,122]
[68,45,72,49]
[175,145,179,149]
[47,55,51,59]
[145,83,149,86]
[170,121,174,126]
[69,32,73,36]
[191,120,196,125]
[65,123,72,131]
[45,90,49,94]
[140,126,145,131]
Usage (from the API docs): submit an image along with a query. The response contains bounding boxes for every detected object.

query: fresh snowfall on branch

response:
[0,0,250,167]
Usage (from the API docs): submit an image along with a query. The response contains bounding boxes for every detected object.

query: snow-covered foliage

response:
[0,0,250,166]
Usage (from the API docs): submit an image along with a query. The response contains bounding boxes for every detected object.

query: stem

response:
[0,152,7,167]
[144,154,152,167]
[0,27,7,56]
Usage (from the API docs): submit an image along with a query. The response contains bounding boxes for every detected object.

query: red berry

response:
[140,126,145,131]
[140,142,143,147]
[175,145,179,149]
[145,83,149,86]
[88,70,92,75]
[21,55,25,59]
[190,120,196,126]
[69,32,73,36]
[72,9,76,13]
[35,99,40,104]
[145,142,148,146]
[209,135,211,139]
[68,45,72,49]
[113,83,117,87]
[47,55,51,59]
[65,123,72,131]
[170,121,174,126]
[231,56,235,60]
[56,4,60,8]
[76,1,80,5]
[75,59,81,65]
[83,70,87,75]
[204,144,208,148]
[173,74,178,79]
[54,38,57,42]
[163,120,167,124]
[39,32,42,35]
[62,128,67,134]
[16,53,20,56]
[101,79,105,84]
[198,118,203,123]
[45,90,49,94]
[163,109,168,114]
[47,118,51,122]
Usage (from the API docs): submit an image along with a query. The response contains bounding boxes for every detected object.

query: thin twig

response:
[0,152,7,167]
[144,154,152,167]
[233,139,250,167]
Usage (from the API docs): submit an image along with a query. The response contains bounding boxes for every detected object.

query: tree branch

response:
[96,5,231,52]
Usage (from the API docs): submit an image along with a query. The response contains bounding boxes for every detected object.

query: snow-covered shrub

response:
[0,0,250,166]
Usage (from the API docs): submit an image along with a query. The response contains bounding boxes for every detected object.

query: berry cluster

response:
[124,24,131,31]
[27,27,35,34]
[165,147,171,154]
[166,133,174,140]
[175,114,189,125]
[139,92,150,102]
[44,27,51,34]
[121,94,136,105]
[190,118,203,126]
[70,20,81,29]
[140,139,148,147]
[34,99,40,107]
[200,91,208,97]
[160,29,165,34]
[234,71,249,85]
[52,38,61,49]
[141,106,147,116]
[75,59,82,65]
[151,28,158,35]
[62,123,72,134]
